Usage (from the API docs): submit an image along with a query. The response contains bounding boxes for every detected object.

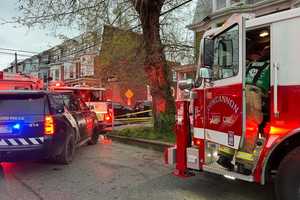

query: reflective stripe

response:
[205,129,241,149]
[29,138,39,145]
[0,138,44,146]
[219,146,235,155]
[0,140,8,146]
[8,139,18,146]
[19,138,29,145]
[194,127,205,139]
[236,151,254,162]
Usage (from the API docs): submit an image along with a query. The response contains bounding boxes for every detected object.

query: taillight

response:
[104,113,112,122]
[45,115,54,135]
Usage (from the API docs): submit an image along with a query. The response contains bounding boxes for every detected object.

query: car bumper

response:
[0,136,63,162]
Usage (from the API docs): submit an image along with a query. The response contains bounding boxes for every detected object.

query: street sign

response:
[125,89,134,106]
[125,89,134,99]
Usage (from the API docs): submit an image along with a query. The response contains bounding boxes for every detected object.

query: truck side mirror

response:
[55,105,65,114]
[203,38,214,67]
[178,79,194,91]
[199,68,213,79]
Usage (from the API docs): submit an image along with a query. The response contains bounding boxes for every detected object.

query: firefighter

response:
[217,46,270,174]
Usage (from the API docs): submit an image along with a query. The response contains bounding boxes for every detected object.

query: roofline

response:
[202,7,300,38]
[188,0,291,30]
[52,86,105,91]
[0,90,47,95]
[246,6,300,28]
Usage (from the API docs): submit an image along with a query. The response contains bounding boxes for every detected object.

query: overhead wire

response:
[4,0,193,69]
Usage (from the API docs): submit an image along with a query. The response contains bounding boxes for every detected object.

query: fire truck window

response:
[245,27,271,93]
[49,94,64,113]
[213,24,239,80]
[62,94,80,112]
[91,91,101,101]
[79,99,89,111]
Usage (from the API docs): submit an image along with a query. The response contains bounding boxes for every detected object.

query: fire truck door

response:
[204,15,246,150]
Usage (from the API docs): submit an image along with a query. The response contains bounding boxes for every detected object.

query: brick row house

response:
[3,26,157,107]
[4,31,102,88]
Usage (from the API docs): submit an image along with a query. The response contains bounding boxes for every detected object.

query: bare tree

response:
[13,0,193,133]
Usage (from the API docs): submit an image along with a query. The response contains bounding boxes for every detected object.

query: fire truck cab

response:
[49,83,113,132]
[166,8,300,200]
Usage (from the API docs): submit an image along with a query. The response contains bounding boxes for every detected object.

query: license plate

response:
[0,125,12,134]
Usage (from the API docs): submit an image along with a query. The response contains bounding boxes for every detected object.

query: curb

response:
[107,134,174,152]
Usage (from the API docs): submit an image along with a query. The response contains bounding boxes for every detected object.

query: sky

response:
[0,0,79,70]
[0,0,197,69]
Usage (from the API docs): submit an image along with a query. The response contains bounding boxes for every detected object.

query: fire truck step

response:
[202,163,254,182]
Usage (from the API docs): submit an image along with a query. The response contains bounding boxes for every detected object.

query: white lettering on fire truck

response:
[207,96,240,114]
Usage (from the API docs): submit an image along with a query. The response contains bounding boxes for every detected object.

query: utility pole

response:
[15,52,18,73]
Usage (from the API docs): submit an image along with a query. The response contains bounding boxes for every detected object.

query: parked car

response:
[0,90,99,164]
[133,101,152,117]
[113,102,133,119]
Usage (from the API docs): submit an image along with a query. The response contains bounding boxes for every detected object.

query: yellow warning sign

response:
[125,89,134,99]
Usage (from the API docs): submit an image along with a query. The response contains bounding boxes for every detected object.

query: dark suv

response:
[0,90,99,164]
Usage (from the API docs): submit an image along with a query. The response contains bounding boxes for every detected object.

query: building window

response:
[54,69,59,80]
[172,70,177,82]
[216,0,227,10]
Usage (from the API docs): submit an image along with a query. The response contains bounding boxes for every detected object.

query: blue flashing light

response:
[12,123,21,130]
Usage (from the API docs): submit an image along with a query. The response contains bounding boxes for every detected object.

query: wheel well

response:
[265,132,300,183]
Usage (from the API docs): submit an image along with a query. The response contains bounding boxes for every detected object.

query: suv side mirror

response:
[178,79,194,91]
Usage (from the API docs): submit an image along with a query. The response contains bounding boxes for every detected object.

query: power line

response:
[0,51,32,57]
[6,0,192,69]
[0,47,38,54]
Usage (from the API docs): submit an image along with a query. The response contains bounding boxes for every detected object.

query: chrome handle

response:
[273,63,280,118]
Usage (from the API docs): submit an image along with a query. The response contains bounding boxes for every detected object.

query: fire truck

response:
[0,71,44,90]
[165,8,300,200]
[49,82,113,131]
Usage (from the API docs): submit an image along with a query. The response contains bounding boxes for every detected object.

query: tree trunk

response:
[133,0,175,133]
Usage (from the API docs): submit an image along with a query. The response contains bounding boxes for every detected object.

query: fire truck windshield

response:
[73,90,103,102]
[51,86,105,103]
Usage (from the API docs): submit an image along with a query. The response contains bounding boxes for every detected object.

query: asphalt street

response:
[0,140,274,200]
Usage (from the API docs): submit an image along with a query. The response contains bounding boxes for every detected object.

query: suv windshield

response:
[0,93,46,115]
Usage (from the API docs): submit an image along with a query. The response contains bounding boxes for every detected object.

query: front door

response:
[204,16,246,149]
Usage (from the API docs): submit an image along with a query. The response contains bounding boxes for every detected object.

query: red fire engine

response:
[0,71,44,90]
[49,82,113,131]
[165,8,300,200]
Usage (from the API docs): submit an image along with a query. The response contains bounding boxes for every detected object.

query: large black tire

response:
[275,146,300,200]
[56,133,76,164]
